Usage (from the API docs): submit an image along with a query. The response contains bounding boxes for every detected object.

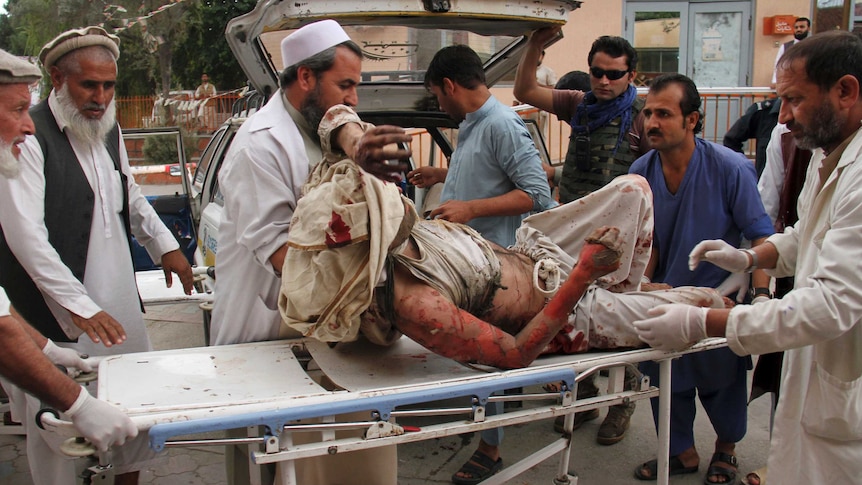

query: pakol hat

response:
[0,49,41,84]
[281,19,351,69]
[40,26,120,70]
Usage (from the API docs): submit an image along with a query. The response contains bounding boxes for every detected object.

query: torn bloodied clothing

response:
[389,219,503,318]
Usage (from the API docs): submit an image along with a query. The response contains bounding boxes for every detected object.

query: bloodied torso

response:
[390,219,550,336]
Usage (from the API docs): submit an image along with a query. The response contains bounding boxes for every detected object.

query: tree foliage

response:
[171,0,257,93]
[0,0,256,97]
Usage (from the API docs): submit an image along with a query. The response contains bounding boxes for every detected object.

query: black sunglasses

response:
[589,66,630,81]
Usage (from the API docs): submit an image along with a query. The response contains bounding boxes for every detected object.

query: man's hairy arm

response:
[429,189,534,224]
[392,227,622,369]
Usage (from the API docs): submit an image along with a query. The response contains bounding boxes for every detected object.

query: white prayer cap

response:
[0,49,41,84]
[40,26,120,70]
[280,20,351,69]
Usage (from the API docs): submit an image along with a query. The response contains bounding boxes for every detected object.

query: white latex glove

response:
[633,304,708,351]
[751,295,771,305]
[65,388,138,452]
[717,272,750,303]
[689,239,750,272]
[43,340,93,373]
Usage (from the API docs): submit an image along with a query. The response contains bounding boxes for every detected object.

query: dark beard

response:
[794,31,808,41]
[300,85,326,133]
[795,102,843,151]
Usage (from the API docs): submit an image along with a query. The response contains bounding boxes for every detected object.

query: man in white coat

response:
[212,19,409,346]
[633,31,862,484]
[211,19,410,485]
[0,27,193,485]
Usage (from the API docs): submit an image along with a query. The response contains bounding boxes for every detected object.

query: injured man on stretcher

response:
[278,105,726,369]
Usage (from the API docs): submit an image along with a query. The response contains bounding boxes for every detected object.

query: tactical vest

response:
[0,99,131,341]
[559,97,644,204]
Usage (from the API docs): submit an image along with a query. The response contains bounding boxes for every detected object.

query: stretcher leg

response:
[487,439,574,485]
[657,358,672,485]
[276,429,296,485]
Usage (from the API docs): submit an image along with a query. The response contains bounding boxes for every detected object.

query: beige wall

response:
[752,0,812,86]
[493,0,813,101]
[493,0,623,105]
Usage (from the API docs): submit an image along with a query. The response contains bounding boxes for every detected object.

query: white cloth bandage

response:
[533,258,561,298]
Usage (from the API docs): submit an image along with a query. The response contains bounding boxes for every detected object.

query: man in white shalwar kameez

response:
[210,20,410,485]
[634,31,862,485]
[0,27,193,485]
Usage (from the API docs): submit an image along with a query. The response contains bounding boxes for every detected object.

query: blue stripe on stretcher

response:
[148,368,574,451]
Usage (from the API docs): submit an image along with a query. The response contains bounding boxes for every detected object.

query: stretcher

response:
[41,336,728,485]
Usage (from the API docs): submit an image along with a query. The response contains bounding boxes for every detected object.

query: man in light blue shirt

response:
[408,44,553,248]
[410,44,552,484]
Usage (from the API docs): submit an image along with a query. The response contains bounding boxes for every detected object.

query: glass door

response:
[625,1,751,87]
[689,2,751,87]
[626,2,686,86]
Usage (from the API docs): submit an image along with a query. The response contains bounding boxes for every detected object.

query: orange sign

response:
[763,15,797,35]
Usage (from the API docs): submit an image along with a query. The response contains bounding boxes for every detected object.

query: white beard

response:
[0,140,20,179]
[55,83,117,146]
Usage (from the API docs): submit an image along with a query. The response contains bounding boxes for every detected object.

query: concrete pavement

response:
[1,301,772,484]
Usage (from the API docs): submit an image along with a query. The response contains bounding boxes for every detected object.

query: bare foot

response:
[579,226,622,280]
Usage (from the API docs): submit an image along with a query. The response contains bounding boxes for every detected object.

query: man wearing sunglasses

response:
[514,26,650,447]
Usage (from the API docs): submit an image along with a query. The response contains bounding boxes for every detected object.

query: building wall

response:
[493,0,812,105]
[752,0,813,86]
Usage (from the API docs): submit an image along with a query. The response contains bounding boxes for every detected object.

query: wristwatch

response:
[752,287,773,299]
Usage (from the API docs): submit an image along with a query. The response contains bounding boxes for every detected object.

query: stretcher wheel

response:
[60,437,97,457]
[75,372,98,383]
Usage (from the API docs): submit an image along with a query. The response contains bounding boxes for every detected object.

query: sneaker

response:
[553,408,599,433]
[596,405,632,445]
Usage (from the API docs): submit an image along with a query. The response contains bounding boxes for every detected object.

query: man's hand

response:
[633,304,708,351]
[65,388,138,452]
[429,200,475,224]
[160,249,194,295]
[42,339,93,373]
[71,311,126,347]
[717,272,750,303]
[406,166,447,189]
[542,165,556,188]
[689,239,750,272]
[352,125,413,183]
[529,26,562,49]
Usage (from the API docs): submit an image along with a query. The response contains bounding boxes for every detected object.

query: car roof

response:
[225,0,581,111]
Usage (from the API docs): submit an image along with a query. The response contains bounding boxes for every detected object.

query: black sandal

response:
[634,455,699,480]
[704,452,738,485]
[451,450,503,485]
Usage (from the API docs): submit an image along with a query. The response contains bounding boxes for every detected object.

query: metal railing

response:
[115,87,775,167]
[534,87,775,165]
[116,93,243,133]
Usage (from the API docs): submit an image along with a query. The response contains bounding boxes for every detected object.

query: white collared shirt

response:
[0,92,177,350]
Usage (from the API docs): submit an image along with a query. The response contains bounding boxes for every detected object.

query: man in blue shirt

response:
[407,44,553,248]
[408,44,552,484]
[630,74,773,483]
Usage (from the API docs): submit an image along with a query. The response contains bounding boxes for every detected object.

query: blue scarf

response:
[570,84,637,155]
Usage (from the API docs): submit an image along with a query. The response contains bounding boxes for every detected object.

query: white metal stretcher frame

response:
[43,336,727,485]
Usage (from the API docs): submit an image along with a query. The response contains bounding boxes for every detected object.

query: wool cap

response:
[0,49,41,84]
[281,19,351,69]
[40,26,120,70]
